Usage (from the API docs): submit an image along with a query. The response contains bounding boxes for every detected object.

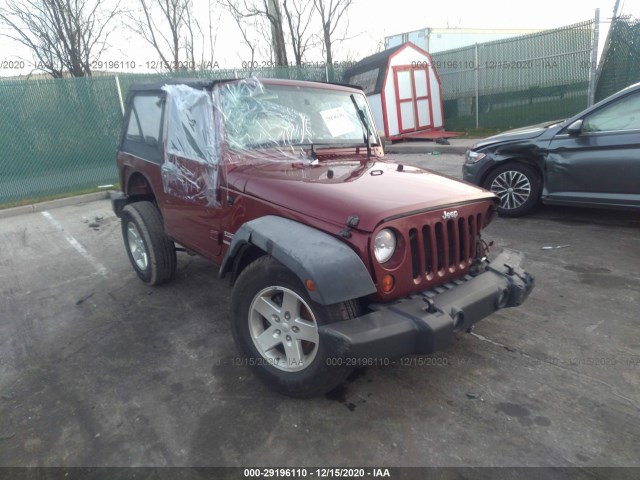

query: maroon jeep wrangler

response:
[113,78,534,397]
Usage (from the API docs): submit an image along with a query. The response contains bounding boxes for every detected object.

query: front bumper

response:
[319,249,534,360]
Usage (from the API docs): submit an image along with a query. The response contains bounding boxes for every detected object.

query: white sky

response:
[0,0,637,77]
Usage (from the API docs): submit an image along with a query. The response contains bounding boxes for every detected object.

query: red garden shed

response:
[344,42,445,141]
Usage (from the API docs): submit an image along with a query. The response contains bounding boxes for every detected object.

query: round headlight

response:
[374,229,396,264]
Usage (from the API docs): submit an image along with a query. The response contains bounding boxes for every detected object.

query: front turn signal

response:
[381,274,395,293]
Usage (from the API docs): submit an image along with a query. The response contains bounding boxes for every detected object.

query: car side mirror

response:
[565,119,583,135]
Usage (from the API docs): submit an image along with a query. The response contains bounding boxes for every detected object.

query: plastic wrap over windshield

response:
[217,78,376,164]
[161,84,220,207]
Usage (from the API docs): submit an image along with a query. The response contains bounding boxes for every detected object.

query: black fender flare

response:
[219,216,376,305]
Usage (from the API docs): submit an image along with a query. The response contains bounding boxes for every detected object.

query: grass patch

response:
[456,128,502,138]
[0,185,119,210]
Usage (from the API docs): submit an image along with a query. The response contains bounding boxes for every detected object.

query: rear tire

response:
[230,256,361,397]
[121,201,177,285]
[483,163,541,217]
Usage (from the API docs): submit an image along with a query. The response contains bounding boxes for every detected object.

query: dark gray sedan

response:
[463,82,640,216]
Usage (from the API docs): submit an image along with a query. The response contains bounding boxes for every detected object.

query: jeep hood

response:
[472,119,564,150]
[227,158,495,232]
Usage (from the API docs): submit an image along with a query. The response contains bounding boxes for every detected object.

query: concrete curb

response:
[385,144,470,155]
[0,191,112,220]
[383,139,478,156]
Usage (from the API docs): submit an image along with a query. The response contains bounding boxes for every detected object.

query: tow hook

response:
[422,297,438,314]
[503,263,529,283]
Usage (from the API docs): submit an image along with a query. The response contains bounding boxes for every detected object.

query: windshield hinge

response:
[347,215,360,227]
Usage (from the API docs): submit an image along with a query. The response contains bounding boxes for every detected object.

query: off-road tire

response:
[230,255,361,397]
[121,201,177,285]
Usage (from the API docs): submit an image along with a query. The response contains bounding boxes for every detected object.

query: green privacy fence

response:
[0,76,122,204]
[1,15,634,206]
[595,16,640,102]
[0,66,348,204]
[431,20,596,131]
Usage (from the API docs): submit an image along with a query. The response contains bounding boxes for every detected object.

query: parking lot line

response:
[41,210,109,277]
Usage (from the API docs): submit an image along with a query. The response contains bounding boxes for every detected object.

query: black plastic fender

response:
[219,216,376,305]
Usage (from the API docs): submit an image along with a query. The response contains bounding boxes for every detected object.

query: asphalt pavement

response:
[0,152,639,469]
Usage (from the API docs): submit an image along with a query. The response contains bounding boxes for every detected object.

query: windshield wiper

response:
[350,94,373,159]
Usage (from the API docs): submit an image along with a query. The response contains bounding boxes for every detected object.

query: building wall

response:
[383,46,443,136]
[367,94,385,136]
[384,47,428,135]
[429,67,443,128]
[385,28,542,53]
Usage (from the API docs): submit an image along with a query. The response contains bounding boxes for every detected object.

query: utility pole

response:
[587,8,600,106]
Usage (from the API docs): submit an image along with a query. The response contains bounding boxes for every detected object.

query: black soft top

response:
[127,77,364,93]
[128,78,232,92]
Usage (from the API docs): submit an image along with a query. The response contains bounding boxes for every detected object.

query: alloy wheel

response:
[490,170,532,210]
[126,222,148,270]
[248,286,320,372]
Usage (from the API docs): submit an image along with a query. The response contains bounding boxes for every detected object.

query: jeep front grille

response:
[409,214,482,281]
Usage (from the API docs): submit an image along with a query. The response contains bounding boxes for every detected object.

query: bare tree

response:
[127,0,203,72]
[184,4,202,68]
[219,0,288,67]
[265,0,287,66]
[218,0,261,73]
[312,0,353,66]
[282,0,315,66]
[205,0,222,67]
[255,12,275,63]
[0,0,121,77]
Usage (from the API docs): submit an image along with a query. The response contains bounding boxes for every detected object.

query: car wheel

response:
[484,163,542,217]
[121,201,177,285]
[230,255,361,397]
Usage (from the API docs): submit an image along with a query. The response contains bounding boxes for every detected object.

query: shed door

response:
[393,66,432,133]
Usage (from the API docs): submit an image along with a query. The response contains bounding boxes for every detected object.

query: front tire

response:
[230,256,360,397]
[483,163,542,217]
[121,201,177,285]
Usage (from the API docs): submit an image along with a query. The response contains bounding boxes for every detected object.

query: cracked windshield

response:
[219,82,377,152]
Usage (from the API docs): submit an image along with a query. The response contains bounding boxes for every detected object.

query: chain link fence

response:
[0,66,348,205]
[1,14,636,206]
[431,20,596,131]
[595,15,640,102]
[0,76,122,204]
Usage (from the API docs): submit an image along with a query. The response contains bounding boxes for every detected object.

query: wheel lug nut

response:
[272,314,280,322]
[292,326,299,333]
[275,330,281,336]
[286,335,292,341]
[284,312,291,320]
